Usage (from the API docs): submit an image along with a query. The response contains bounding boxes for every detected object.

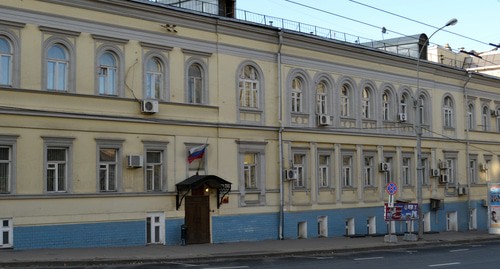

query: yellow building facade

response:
[1,0,499,249]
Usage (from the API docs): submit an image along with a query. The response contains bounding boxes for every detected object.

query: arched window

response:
[316,80,327,114]
[482,106,490,131]
[145,57,164,99]
[0,37,12,86]
[98,51,118,95]
[382,90,391,121]
[361,86,372,119]
[187,63,203,104]
[340,83,351,117]
[418,95,426,125]
[47,44,69,91]
[443,96,454,128]
[238,65,259,109]
[467,103,474,130]
[291,77,303,113]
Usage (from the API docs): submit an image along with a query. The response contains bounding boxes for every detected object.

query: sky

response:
[236,0,499,53]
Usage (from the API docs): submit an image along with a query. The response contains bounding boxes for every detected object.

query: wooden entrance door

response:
[185,195,210,244]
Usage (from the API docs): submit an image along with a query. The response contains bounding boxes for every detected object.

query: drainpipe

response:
[278,30,284,240]
[463,72,472,229]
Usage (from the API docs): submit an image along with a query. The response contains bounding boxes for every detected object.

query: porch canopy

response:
[175,174,231,210]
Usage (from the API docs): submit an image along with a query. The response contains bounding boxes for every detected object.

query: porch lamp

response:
[416,18,458,240]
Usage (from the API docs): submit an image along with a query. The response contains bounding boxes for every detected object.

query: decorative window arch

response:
[42,36,76,92]
[399,88,413,122]
[417,91,431,125]
[314,75,333,115]
[95,45,124,97]
[291,76,304,113]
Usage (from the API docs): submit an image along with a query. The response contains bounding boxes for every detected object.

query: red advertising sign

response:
[384,203,418,221]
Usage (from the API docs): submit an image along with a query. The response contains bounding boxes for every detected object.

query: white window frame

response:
[243,152,259,189]
[0,145,11,194]
[96,139,123,192]
[342,154,353,187]
[0,36,12,86]
[467,103,474,130]
[292,152,307,188]
[402,156,412,186]
[43,137,73,194]
[316,81,328,115]
[363,155,374,186]
[445,157,456,184]
[46,44,69,91]
[482,106,489,131]
[1,218,13,248]
[239,65,260,109]
[145,57,164,100]
[340,83,350,117]
[469,157,477,184]
[146,150,163,192]
[146,212,165,245]
[443,96,454,128]
[291,77,303,113]
[187,62,204,104]
[318,153,330,188]
[98,51,118,96]
[46,147,67,193]
[382,91,390,121]
[361,87,371,119]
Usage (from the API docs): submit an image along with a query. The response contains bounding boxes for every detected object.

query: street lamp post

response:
[416,18,458,240]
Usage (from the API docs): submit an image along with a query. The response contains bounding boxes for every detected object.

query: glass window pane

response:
[48,45,67,60]
[0,147,9,160]
[1,55,11,85]
[0,38,10,53]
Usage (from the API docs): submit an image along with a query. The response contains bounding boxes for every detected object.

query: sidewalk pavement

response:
[1,231,500,267]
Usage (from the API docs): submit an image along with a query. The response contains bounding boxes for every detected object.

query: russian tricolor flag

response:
[188,144,206,163]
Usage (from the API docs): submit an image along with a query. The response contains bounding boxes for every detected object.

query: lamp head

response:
[445,18,458,27]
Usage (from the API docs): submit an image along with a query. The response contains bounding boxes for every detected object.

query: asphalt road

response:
[15,241,500,269]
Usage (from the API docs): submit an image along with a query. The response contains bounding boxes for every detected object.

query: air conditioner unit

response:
[398,113,407,122]
[284,169,298,181]
[141,100,159,114]
[439,174,449,184]
[439,161,449,170]
[480,163,488,171]
[431,169,440,177]
[127,155,143,168]
[379,162,390,172]
[317,114,332,126]
[458,187,467,195]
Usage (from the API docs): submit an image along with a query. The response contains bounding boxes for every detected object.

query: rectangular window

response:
[46,148,67,192]
[318,154,329,188]
[243,153,258,189]
[444,108,453,127]
[316,94,327,115]
[98,67,116,95]
[469,158,477,184]
[445,158,456,184]
[340,96,349,117]
[188,77,202,104]
[239,80,259,109]
[146,213,164,244]
[99,148,117,191]
[383,157,393,185]
[402,157,411,185]
[1,218,13,248]
[342,155,353,187]
[146,150,162,191]
[363,156,374,186]
[146,73,162,99]
[0,146,11,193]
[293,153,306,188]
[1,53,12,86]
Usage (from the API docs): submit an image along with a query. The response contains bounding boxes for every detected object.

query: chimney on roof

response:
[219,0,235,18]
